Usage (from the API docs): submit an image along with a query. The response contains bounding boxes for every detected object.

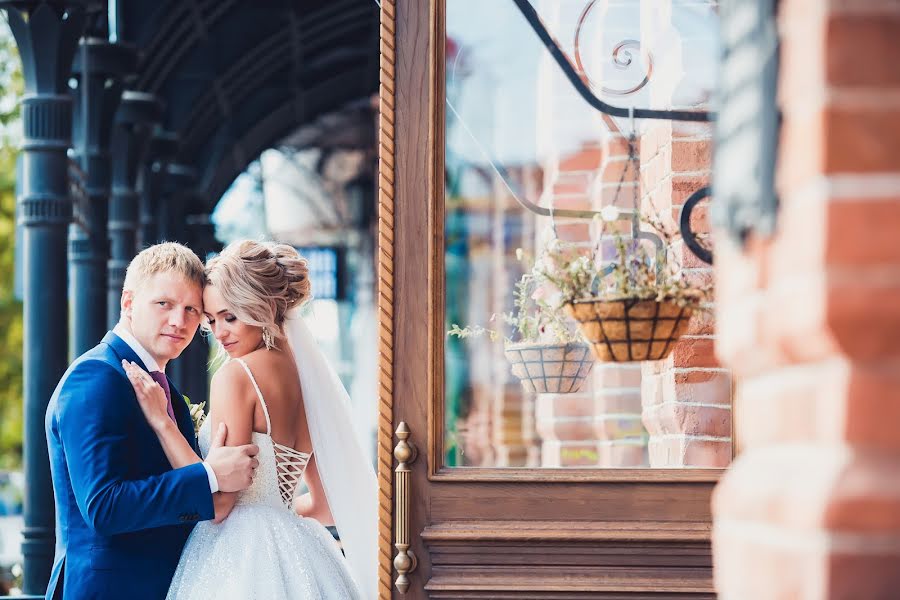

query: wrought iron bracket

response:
[505,0,717,265]
[510,0,714,123]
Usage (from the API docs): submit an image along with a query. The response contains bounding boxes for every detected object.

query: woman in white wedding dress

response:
[123,240,376,600]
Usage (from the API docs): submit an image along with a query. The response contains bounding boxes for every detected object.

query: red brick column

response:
[712,1,900,597]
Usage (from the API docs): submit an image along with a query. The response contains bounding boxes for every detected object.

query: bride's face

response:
[202,284,264,358]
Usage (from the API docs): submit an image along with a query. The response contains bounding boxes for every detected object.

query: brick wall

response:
[712,1,900,597]
[535,130,650,468]
[636,3,733,468]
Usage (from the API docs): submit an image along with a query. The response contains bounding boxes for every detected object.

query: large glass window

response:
[443,0,728,469]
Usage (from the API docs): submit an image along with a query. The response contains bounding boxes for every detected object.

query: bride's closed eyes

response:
[206,314,237,326]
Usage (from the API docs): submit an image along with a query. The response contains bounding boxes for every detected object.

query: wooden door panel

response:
[427,482,713,522]
[382,0,718,596]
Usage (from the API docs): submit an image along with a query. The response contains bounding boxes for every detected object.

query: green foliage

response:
[0,23,24,469]
[535,215,711,311]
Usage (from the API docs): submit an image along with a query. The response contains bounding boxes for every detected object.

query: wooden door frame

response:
[377,1,723,597]
[376,1,400,597]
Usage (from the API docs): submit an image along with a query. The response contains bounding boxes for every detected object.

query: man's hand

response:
[205,423,259,493]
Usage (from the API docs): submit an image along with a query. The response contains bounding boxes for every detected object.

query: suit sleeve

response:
[57,360,215,536]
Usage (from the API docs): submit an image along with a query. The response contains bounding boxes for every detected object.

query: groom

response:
[44,242,260,600]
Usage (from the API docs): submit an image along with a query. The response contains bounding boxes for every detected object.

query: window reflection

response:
[443,0,729,469]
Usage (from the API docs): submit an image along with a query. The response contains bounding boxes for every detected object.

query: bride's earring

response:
[262,328,274,349]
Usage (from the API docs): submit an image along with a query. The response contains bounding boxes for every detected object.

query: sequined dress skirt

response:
[166,503,362,600]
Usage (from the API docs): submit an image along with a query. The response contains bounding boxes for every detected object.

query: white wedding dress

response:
[166,358,362,600]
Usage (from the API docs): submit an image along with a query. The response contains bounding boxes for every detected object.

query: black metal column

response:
[157,163,195,244]
[157,164,197,392]
[1,2,87,594]
[107,92,162,326]
[180,213,220,405]
[69,38,134,356]
[138,129,178,247]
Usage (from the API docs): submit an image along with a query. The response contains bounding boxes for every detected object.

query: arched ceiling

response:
[119,0,379,211]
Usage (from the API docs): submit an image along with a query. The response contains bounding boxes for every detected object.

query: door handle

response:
[393,422,418,593]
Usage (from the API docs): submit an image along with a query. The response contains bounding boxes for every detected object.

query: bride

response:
[122,240,376,600]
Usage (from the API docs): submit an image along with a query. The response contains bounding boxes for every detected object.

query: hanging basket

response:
[564,298,693,362]
[503,341,594,394]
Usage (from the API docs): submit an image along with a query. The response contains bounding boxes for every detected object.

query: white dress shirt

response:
[113,323,220,494]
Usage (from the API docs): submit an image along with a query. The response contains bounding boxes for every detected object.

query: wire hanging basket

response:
[503,341,594,393]
[564,297,693,362]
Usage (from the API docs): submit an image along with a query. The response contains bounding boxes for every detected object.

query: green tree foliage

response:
[0,23,23,469]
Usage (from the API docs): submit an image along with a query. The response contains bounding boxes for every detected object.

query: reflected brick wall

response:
[534,125,650,467]
[638,119,733,468]
[637,1,733,468]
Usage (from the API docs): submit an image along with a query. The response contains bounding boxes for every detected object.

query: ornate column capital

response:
[1,2,91,95]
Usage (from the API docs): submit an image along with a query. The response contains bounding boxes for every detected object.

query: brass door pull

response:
[393,422,418,593]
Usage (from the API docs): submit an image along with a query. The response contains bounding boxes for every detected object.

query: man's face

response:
[121,271,203,367]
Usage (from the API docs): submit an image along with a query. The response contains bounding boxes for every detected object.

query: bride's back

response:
[237,345,311,455]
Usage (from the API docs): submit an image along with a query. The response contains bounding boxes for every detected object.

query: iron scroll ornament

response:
[679,186,713,265]
[507,0,717,264]
[510,0,714,123]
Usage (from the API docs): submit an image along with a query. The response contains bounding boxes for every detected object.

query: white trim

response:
[596,438,648,447]
[787,174,900,205]
[543,440,601,448]
[593,387,643,394]
[670,169,713,177]
[593,413,646,421]
[644,401,732,413]
[671,367,731,374]
[715,518,900,555]
[650,433,732,442]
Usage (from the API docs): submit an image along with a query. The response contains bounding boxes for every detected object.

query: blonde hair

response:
[123,242,206,293]
[204,240,311,349]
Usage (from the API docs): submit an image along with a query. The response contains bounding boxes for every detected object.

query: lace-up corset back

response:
[199,358,313,509]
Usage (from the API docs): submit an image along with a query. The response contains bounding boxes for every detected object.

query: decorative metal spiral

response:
[574,0,653,97]
[679,186,714,265]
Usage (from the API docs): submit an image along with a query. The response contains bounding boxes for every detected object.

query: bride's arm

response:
[206,361,256,523]
[122,360,258,523]
[292,456,334,526]
[122,360,203,469]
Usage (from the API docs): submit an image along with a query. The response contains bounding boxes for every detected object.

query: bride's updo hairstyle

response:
[205,240,311,350]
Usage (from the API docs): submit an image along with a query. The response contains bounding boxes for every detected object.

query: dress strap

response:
[234,358,272,435]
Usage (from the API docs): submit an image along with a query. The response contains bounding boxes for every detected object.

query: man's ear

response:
[120,289,134,319]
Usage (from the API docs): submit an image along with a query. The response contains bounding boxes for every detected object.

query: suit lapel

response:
[105,331,199,449]
[104,331,145,369]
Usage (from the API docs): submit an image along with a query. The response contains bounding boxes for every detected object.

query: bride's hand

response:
[122,360,171,432]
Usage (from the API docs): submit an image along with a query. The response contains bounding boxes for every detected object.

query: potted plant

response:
[448,250,594,394]
[533,210,711,363]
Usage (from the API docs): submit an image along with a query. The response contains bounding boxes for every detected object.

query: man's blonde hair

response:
[123,242,206,293]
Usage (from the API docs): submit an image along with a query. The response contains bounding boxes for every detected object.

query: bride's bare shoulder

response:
[209,360,254,403]
[239,347,296,379]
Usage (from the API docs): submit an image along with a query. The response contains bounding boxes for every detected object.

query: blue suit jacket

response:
[45,332,213,599]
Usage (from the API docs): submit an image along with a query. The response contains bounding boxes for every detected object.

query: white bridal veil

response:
[284,309,378,600]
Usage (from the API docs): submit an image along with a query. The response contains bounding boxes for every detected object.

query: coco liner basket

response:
[503,341,594,394]
[564,298,693,362]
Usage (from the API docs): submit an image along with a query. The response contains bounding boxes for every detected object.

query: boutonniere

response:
[183,395,207,436]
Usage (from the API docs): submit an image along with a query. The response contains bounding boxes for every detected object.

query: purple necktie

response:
[149,371,176,423]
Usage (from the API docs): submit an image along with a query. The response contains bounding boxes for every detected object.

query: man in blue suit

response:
[45,243,260,599]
